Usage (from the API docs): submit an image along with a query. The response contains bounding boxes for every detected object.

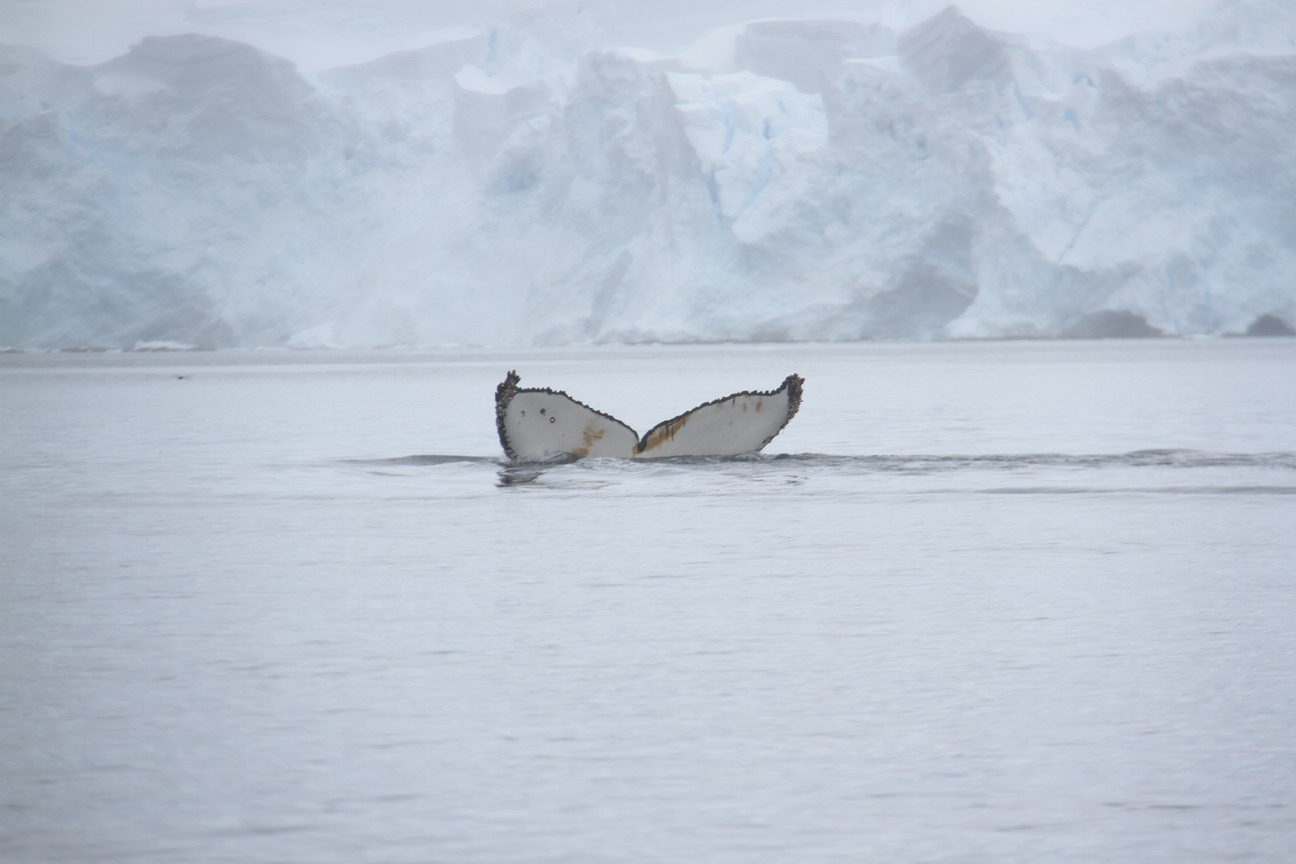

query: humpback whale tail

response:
[495,371,804,462]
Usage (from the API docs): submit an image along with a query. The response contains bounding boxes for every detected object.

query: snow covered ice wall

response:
[1,1,1294,349]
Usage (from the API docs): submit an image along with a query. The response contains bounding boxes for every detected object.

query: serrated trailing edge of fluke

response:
[494,369,521,461]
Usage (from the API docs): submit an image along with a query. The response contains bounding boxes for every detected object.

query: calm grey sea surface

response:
[3,339,1295,864]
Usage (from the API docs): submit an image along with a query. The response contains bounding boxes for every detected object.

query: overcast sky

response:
[3,0,1224,69]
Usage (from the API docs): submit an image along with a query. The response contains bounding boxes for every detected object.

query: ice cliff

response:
[1,0,1294,348]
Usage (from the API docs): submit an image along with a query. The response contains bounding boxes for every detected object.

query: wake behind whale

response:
[343,450,1296,493]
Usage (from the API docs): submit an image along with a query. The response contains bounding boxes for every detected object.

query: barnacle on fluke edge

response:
[496,371,803,462]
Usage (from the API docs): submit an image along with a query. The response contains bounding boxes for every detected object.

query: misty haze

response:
[2,2,1294,863]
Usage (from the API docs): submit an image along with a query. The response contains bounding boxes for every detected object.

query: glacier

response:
[1,0,1294,349]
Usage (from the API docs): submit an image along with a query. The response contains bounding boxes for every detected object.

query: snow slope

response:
[1,0,1294,348]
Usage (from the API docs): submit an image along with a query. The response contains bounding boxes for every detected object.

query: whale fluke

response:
[496,371,804,462]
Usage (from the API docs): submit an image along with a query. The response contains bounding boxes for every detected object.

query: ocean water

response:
[2,339,1294,864]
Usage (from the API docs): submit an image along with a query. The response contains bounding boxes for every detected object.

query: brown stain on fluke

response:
[639,413,689,453]
[571,423,609,457]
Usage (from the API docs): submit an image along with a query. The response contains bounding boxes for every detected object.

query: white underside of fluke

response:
[495,371,804,462]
